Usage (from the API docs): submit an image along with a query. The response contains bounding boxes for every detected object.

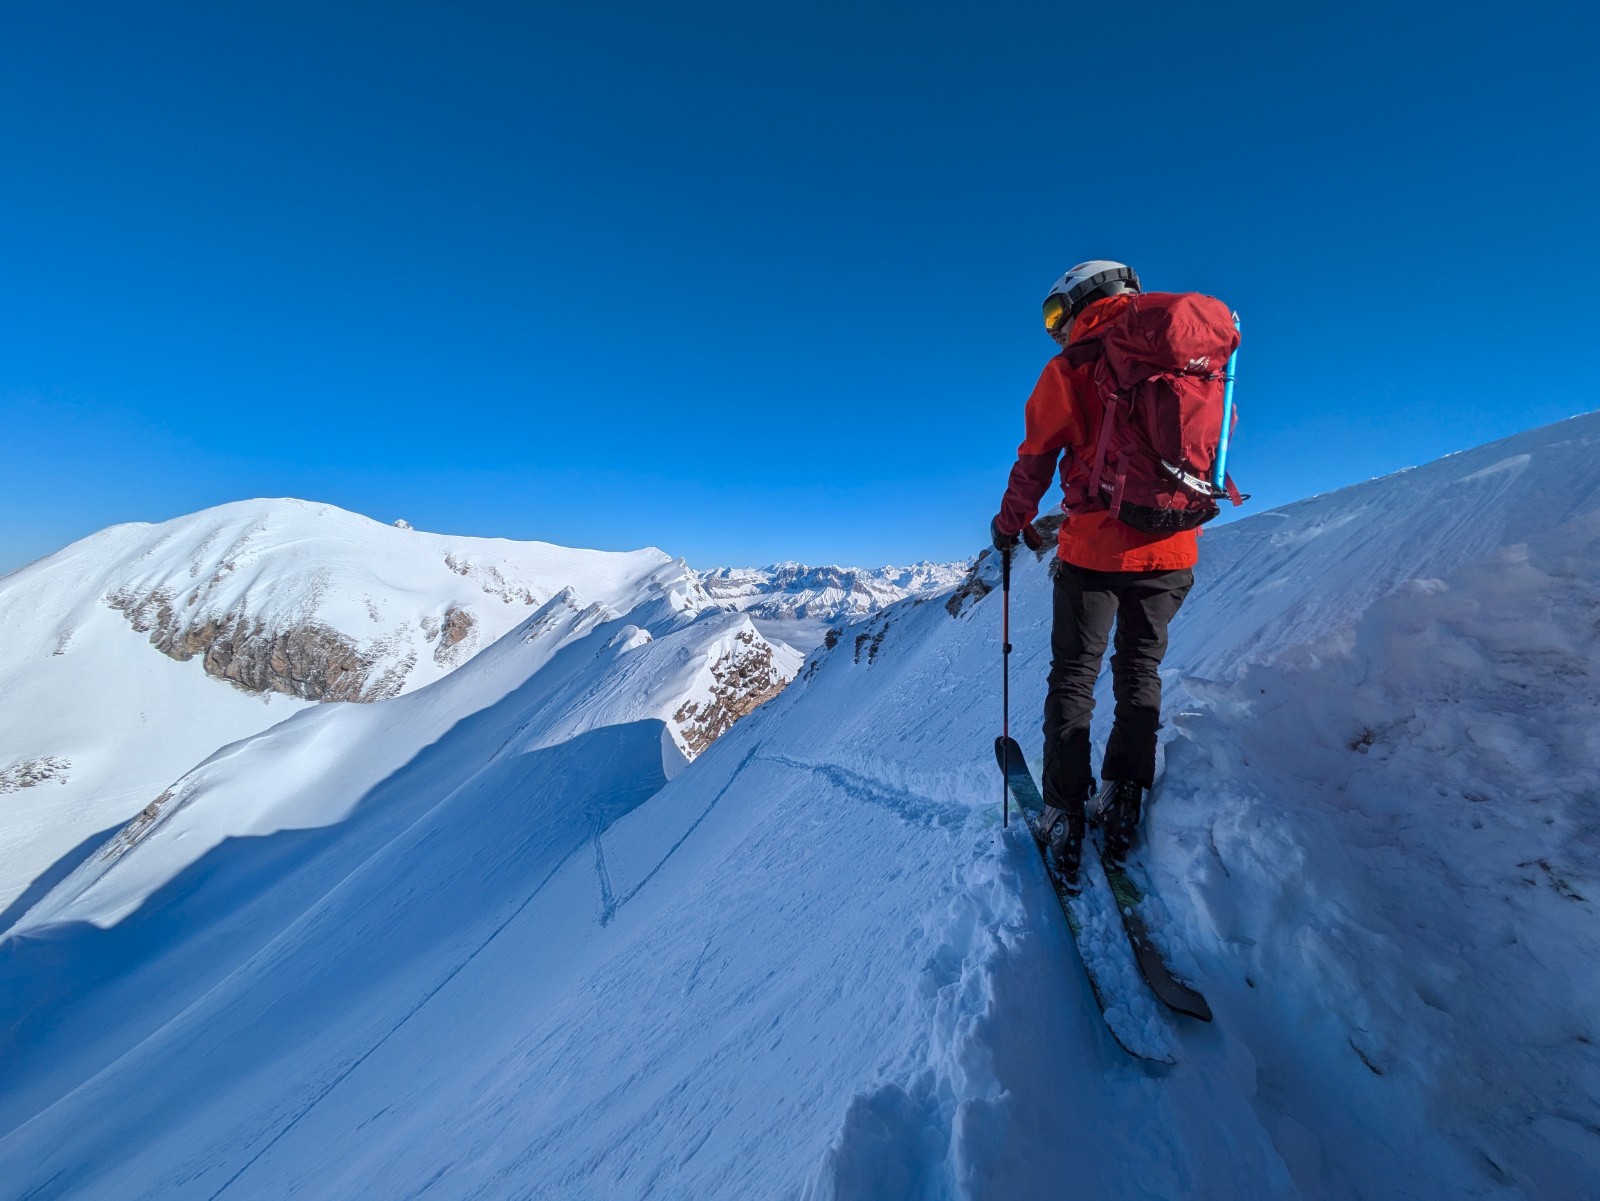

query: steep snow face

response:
[700,559,969,650]
[1156,518,1600,1198]
[3,415,1598,1199]
[0,498,721,920]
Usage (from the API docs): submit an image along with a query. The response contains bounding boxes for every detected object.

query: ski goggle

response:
[1042,293,1072,333]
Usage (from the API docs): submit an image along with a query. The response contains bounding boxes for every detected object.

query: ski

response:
[1096,850,1213,1022]
[995,736,1176,1064]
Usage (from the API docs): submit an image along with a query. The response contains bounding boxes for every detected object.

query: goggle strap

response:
[1044,266,1139,329]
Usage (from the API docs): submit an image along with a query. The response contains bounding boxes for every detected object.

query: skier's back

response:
[990,261,1212,889]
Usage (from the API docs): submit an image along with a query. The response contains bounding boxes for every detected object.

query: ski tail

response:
[1100,853,1214,1022]
[994,736,1045,812]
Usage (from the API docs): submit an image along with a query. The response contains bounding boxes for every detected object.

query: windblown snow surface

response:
[3,414,1599,1199]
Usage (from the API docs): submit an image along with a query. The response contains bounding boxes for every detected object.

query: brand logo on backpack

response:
[1063,293,1245,534]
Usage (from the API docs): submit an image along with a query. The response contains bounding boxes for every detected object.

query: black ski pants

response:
[1041,561,1193,811]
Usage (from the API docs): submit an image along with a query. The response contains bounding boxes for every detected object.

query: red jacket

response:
[997,294,1200,573]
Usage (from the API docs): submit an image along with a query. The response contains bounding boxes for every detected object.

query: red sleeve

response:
[995,358,1077,535]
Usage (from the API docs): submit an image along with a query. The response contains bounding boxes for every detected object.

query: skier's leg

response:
[1042,562,1117,809]
[1038,563,1116,886]
[1102,567,1194,787]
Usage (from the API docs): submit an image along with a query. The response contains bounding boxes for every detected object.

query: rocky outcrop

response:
[0,756,71,794]
[444,553,541,605]
[945,515,1060,617]
[945,553,995,617]
[672,630,790,756]
[432,605,479,667]
[106,588,399,702]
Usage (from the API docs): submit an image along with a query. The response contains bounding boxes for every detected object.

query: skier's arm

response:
[994,359,1074,536]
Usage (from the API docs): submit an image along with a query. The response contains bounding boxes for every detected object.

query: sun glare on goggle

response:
[1042,294,1070,332]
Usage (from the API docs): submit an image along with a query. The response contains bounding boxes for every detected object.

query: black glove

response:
[992,515,1046,553]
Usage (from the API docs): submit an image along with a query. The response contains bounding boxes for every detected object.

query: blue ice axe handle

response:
[1213,312,1240,491]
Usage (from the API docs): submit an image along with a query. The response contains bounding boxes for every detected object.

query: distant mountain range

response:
[697,560,968,620]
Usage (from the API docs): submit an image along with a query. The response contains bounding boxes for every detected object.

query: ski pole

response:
[1213,312,1241,490]
[1000,543,1011,829]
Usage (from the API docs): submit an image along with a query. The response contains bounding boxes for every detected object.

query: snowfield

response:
[2,414,1598,1198]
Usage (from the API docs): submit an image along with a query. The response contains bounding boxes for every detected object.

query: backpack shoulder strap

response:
[1087,379,1121,503]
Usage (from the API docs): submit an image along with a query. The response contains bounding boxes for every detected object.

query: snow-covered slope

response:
[0,499,780,922]
[3,415,1598,1199]
[699,560,968,650]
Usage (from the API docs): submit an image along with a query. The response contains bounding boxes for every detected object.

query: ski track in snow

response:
[4,414,1600,1197]
[606,741,764,917]
[763,754,971,831]
[202,836,586,1201]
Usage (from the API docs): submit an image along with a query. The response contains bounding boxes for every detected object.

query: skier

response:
[989,261,1199,888]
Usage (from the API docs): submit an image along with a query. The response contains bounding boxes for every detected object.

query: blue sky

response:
[3,2,1595,573]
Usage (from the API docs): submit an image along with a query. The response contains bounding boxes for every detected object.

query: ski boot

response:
[1035,800,1086,894]
[1091,780,1144,864]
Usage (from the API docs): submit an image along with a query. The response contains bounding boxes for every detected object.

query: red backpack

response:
[1062,292,1244,534]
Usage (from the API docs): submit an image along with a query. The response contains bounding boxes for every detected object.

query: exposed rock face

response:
[444,553,541,605]
[945,553,996,617]
[945,515,1059,617]
[0,757,71,794]
[432,605,479,667]
[106,588,400,703]
[673,630,790,755]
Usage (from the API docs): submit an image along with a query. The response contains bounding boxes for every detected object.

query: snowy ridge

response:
[6,496,680,702]
[17,585,796,938]
[0,498,760,921]
[2,414,1598,1197]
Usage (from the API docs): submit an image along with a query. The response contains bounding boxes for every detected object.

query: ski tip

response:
[993,734,1024,771]
[1150,971,1213,1023]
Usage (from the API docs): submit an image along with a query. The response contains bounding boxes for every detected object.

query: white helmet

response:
[1042,260,1141,330]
